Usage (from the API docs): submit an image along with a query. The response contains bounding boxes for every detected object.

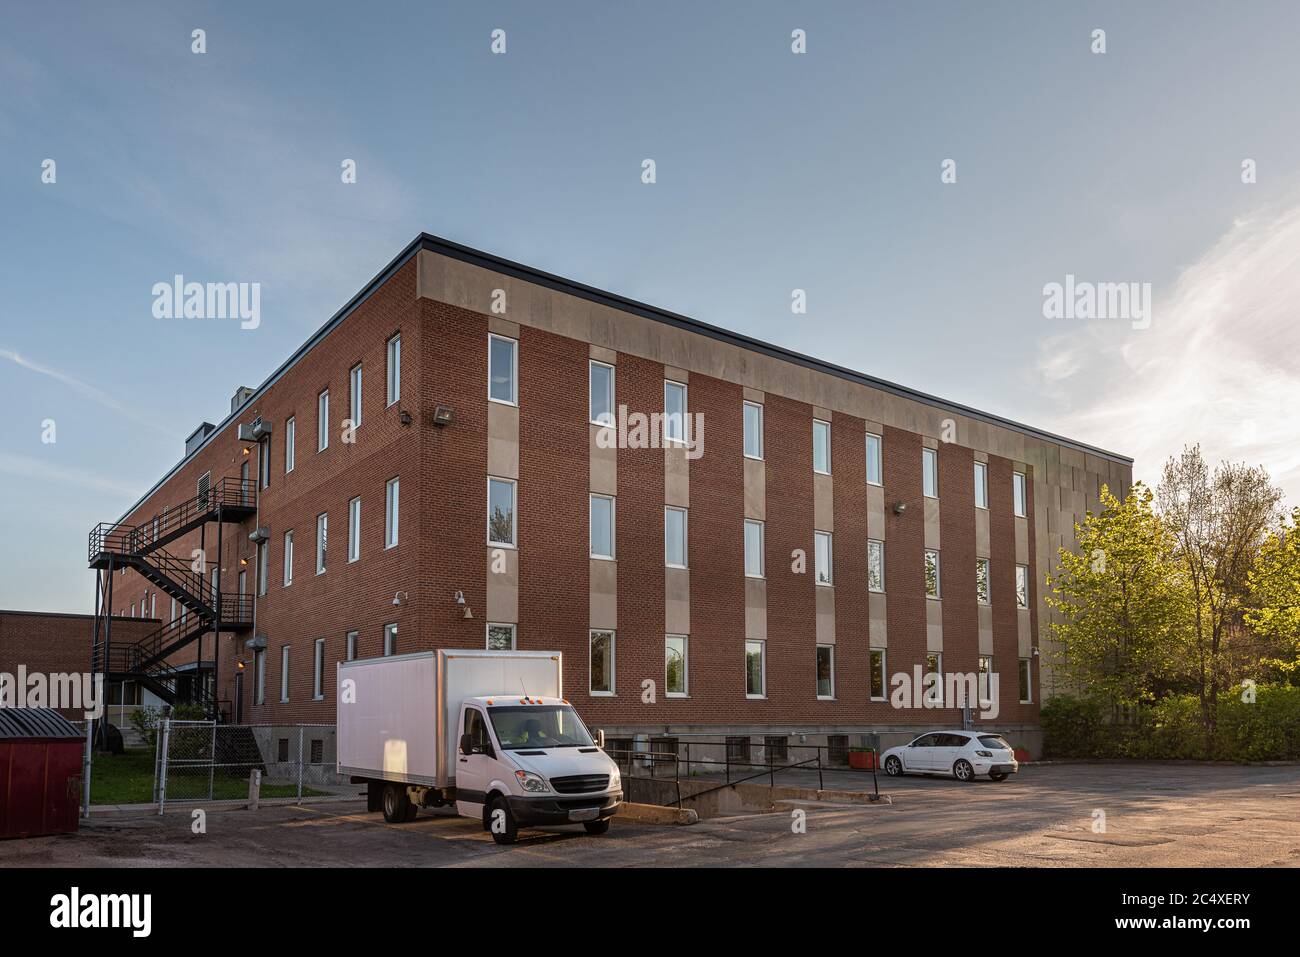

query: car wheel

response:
[884,755,903,776]
[487,795,518,845]
[953,759,975,782]
[382,783,413,823]
[990,771,1008,782]
[583,819,611,835]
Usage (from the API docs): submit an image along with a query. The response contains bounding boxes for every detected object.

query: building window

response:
[280,645,290,702]
[924,549,940,598]
[239,461,250,505]
[927,652,943,682]
[1016,564,1029,609]
[315,512,327,575]
[349,363,362,431]
[589,360,614,426]
[285,416,295,473]
[197,470,211,509]
[313,638,326,700]
[317,389,329,451]
[487,623,516,650]
[255,649,266,705]
[976,558,990,604]
[923,447,938,498]
[383,623,398,657]
[258,439,270,490]
[1013,471,1027,517]
[488,477,516,547]
[978,655,993,703]
[170,597,176,622]
[745,640,766,698]
[589,494,615,559]
[663,380,687,444]
[283,531,294,586]
[386,333,401,407]
[347,497,361,563]
[865,432,883,486]
[488,333,517,405]
[385,477,399,548]
[867,539,885,593]
[816,644,834,699]
[346,630,358,661]
[974,461,988,509]
[1019,658,1032,703]
[743,401,763,460]
[744,520,764,578]
[869,649,886,701]
[812,419,831,474]
[665,635,687,696]
[257,542,268,596]
[814,531,833,586]
[664,506,687,568]
[590,630,615,694]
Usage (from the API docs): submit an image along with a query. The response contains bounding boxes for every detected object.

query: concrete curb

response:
[617,802,698,825]
[86,795,362,817]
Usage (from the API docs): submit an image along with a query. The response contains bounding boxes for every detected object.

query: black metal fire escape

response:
[88,476,256,729]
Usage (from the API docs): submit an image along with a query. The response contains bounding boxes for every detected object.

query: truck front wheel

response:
[487,796,518,845]
[382,783,417,823]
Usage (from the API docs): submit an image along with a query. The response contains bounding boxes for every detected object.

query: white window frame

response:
[867,539,885,593]
[1013,471,1027,518]
[976,557,991,605]
[346,630,359,661]
[665,634,688,697]
[865,432,883,486]
[589,494,616,560]
[257,542,268,596]
[745,639,766,699]
[383,623,398,657]
[978,654,994,703]
[285,416,295,473]
[589,629,615,696]
[283,530,294,587]
[488,333,518,406]
[812,419,832,475]
[923,447,939,498]
[664,506,687,568]
[348,496,361,563]
[974,461,988,510]
[487,477,517,548]
[743,401,764,460]
[255,649,266,705]
[925,548,941,599]
[744,519,765,578]
[349,362,362,431]
[1016,564,1030,609]
[487,623,517,651]
[814,530,833,586]
[280,645,290,702]
[385,477,399,548]
[869,648,887,701]
[386,333,401,407]
[816,644,835,700]
[589,359,615,427]
[313,638,326,700]
[315,512,327,575]
[663,380,687,445]
[317,389,329,451]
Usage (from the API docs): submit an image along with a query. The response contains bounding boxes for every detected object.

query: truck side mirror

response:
[594,729,606,749]
[460,733,473,756]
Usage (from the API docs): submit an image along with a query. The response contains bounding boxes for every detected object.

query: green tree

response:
[1045,483,1186,712]
[1246,506,1300,680]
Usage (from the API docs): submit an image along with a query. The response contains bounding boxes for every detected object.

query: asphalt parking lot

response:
[3,762,1298,867]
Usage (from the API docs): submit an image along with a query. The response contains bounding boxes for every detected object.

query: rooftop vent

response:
[185,422,215,456]
[231,386,255,415]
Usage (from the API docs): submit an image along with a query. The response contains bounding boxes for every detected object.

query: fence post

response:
[207,720,217,800]
[296,725,305,804]
[81,719,93,819]
[817,747,823,792]
[158,718,171,815]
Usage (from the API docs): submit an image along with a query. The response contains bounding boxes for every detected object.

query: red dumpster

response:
[0,708,85,839]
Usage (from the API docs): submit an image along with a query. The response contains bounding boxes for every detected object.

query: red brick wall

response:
[882,427,927,701]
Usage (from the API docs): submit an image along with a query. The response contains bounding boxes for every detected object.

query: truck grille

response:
[550,773,609,794]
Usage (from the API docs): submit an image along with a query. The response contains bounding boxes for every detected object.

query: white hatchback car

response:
[881,731,1018,782]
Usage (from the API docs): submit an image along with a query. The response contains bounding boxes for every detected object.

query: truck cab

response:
[456,695,622,843]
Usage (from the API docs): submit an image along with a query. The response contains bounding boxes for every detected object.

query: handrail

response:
[88,476,256,563]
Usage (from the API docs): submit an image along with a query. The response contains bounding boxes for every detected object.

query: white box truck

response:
[337,649,622,843]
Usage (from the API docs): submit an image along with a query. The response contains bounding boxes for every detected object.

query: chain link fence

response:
[156,721,352,810]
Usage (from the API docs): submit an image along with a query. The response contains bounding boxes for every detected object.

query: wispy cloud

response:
[1037,197,1300,505]
[0,347,179,438]
[0,453,144,498]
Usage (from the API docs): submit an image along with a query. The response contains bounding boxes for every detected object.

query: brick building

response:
[87,234,1131,754]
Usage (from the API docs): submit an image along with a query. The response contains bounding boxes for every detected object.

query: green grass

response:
[90,749,323,805]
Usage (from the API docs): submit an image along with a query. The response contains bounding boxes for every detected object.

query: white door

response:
[905,733,939,771]
[930,733,965,775]
[455,706,492,821]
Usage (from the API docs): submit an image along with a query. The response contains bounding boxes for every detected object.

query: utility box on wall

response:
[0,709,84,839]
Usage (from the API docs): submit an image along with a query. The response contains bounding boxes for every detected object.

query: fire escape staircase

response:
[88,477,257,710]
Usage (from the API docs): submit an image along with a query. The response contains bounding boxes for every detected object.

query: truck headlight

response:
[609,767,621,790]
[515,770,549,793]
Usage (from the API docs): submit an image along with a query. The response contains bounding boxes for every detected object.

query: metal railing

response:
[88,476,256,563]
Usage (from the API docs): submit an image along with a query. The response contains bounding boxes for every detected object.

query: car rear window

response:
[979,735,1012,750]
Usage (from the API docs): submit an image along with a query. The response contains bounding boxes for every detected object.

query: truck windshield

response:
[489,705,595,751]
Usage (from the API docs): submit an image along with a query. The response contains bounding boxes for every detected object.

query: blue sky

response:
[3,1,1299,612]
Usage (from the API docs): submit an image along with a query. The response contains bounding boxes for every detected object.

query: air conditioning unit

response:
[250,416,272,440]
[237,424,257,442]
[248,527,270,544]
